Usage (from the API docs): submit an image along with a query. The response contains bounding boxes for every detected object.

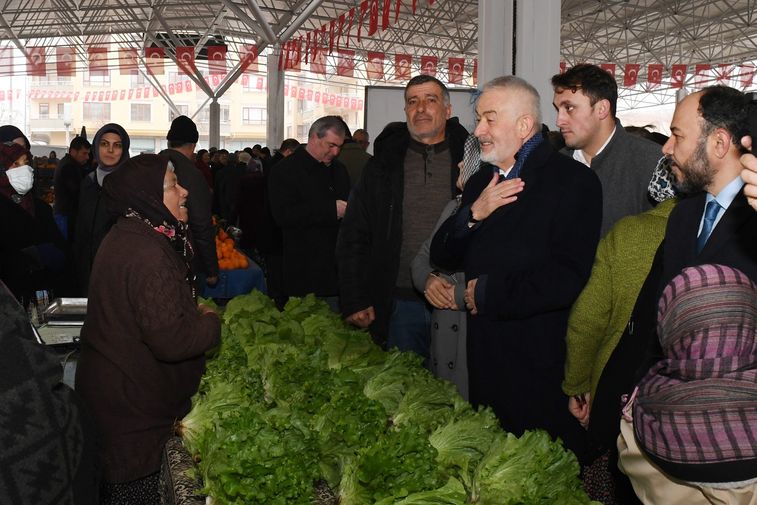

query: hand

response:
[464,278,478,315]
[206,275,219,287]
[740,136,757,212]
[198,303,217,316]
[568,393,591,429]
[469,173,524,222]
[336,199,348,219]
[424,274,456,309]
[346,306,375,328]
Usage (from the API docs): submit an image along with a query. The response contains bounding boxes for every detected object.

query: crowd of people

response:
[1,64,757,504]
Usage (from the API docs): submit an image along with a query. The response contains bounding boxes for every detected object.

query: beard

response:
[670,136,714,194]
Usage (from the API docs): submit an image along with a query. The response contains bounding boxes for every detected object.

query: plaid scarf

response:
[508,130,544,180]
[633,264,757,483]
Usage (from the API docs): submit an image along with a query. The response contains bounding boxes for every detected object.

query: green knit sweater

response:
[562,198,677,403]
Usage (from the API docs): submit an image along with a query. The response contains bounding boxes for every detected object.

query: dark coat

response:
[268,146,351,297]
[0,194,70,304]
[75,217,220,483]
[159,149,218,279]
[337,117,468,345]
[591,187,757,446]
[53,154,86,232]
[73,173,113,295]
[0,280,97,504]
[429,137,602,457]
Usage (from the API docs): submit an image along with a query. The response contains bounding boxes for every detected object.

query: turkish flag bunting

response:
[311,47,327,74]
[600,63,615,77]
[208,46,227,75]
[0,48,13,77]
[420,55,438,77]
[357,0,368,42]
[395,0,402,22]
[346,8,355,47]
[329,21,335,54]
[240,45,258,73]
[448,57,464,84]
[337,50,355,77]
[26,46,47,77]
[647,63,663,87]
[671,64,687,88]
[118,48,139,76]
[145,47,165,75]
[89,46,108,76]
[382,0,391,30]
[395,54,412,81]
[412,0,417,14]
[739,65,755,88]
[472,59,477,85]
[694,64,710,87]
[56,46,76,77]
[176,46,196,75]
[336,14,345,50]
[716,64,732,83]
[369,0,379,36]
[623,64,640,87]
[366,51,384,80]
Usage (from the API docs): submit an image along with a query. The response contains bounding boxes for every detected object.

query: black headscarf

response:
[92,123,130,170]
[0,125,31,150]
[103,154,194,291]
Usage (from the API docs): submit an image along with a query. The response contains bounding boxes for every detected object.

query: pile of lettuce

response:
[178,292,597,505]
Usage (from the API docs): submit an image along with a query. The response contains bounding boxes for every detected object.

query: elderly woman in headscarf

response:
[0,141,69,307]
[73,123,130,295]
[619,264,757,505]
[75,153,220,504]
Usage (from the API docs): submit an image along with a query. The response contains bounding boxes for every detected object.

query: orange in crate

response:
[215,228,249,270]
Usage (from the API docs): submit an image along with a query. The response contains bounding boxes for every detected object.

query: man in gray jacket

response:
[160,115,218,288]
[552,64,661,236]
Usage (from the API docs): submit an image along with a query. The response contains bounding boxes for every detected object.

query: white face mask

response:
[6,164,34,195]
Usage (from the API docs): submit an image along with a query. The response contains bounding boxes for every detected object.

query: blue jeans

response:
[387,298,431,360]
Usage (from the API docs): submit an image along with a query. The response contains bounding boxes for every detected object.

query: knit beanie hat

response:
[0,142,28,170]
[167,115,199,144]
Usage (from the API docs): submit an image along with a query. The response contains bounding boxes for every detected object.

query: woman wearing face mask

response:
[0,141,69,307]
[75,154,219,504]
[73,123,130,295]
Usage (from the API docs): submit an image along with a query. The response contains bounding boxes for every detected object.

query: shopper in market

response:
[337,75,468,354]
[54,136,92,242]
[268,115,351,311]
[619,264,757,504]
[75,153,220,505]
[159,115,218,289]
[73,123,130,295]
[0,141,71,307]
[430,75,602,461]
[0,124,31,150]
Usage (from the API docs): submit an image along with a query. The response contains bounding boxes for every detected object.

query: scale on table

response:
[32,298,87,347]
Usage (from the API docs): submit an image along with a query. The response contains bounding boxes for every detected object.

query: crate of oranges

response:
[215,227,249,270]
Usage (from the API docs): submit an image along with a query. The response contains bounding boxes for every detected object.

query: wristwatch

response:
[467,209,480,229]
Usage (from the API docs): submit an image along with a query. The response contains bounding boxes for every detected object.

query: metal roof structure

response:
[1,0,756,108]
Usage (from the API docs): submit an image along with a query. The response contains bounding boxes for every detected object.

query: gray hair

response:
[482,75,542,125]
[308,115,347,139]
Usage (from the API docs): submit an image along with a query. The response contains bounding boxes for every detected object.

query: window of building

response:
[242,107,266,125]
[131,103,151,122]
[130,137,156,154]
[57,103,65,118]
[130,73,147,87]
[83,102,111,122]
[197,105,230,123]
[39,103,49,119]
[169,104,190,122]
[83,72,111,87]
[296,124,308,139]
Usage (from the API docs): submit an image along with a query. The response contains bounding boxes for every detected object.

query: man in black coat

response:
[430,76,602,459]
[268,116,350,309]
[53,136,91,242]
[337,75,468,352]
[160,115,219,288]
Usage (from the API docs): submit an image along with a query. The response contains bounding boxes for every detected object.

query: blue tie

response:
[696,199,721,253]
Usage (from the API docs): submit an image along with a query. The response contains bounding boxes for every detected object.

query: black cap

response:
[166,115,199,144]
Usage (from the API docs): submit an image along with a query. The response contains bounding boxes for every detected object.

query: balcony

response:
[29,116,72,133]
